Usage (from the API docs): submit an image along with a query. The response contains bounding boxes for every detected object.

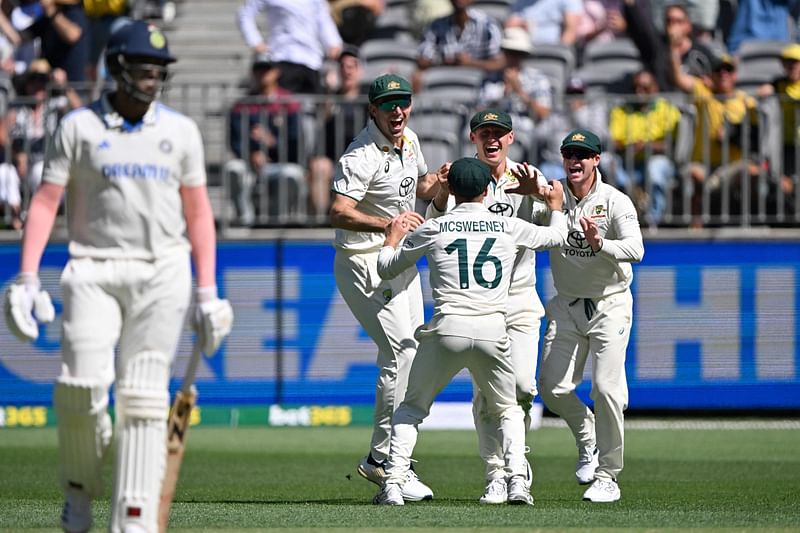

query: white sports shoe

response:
[402,468,433,501]
[373,483,404,505]
[479,478,507,504]
[582,478,621,502]
[61,488,91,533]
[357,456,387,486]
[576,446,599,485]
[507,475,534,505]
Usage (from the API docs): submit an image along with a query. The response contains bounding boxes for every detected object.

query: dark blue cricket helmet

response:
[106,20,176,64]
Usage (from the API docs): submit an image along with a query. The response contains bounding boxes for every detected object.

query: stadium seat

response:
[584,37,641,64]
[419,66,484,104]
[471,0,513,23]
[418,131,461,167]
[522,43,575,102]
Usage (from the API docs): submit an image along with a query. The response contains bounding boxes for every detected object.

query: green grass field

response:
[1,423,798,532]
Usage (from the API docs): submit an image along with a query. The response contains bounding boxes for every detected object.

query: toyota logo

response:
[488,202,513,216]
[399,177,415,196]
[567,230,590,249]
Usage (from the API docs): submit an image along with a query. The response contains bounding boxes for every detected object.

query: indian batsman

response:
[329,73,441,501]
[3,21,233,532]
[537,129,644,502]
[426,109,552,504]
[373,157,566,505]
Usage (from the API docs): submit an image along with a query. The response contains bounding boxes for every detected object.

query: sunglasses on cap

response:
[561,148,596,160]
[376,97,412,112]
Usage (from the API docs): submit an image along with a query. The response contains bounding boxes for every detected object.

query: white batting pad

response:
[53,376,113,498]
[111,351,170,533]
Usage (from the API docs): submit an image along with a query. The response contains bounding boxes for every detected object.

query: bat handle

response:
[181,341,204,395]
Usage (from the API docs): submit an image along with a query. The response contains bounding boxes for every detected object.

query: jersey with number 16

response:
[379,203,566,320]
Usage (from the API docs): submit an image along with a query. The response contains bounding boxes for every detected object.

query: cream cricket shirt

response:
[550,170,644,300]
[378,203,565,339]
[427,157,551,317]
[43,96,206,261]
[332,120,428,252]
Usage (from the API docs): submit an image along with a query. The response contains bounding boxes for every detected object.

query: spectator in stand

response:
[328,0,384,47]
[621,0,714,93]
[670,47,760,228]
[575,1,628,52]
[0,4,21,78]
[307,45,367,218]
[5,58,81,194]
[648,0,719,43]
[412,0,504,93]
[726,0,797,54]
[237,0,343,94]
[12,0,90,83]
[537,76,610,181]
[504,0,583,46]
[227,55,306,226]
[477,27,553,162]
[607,69,681,227]
[83,0,128,81]
[408,0,453,39]
[0,160,22,229]
[757,42,800,214]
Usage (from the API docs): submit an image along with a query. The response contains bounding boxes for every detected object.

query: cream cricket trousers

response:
[538,290,632,482]
[472,291,542,481]
[59,252,192,385]
[334,249,424,463]
[386,320,527,485]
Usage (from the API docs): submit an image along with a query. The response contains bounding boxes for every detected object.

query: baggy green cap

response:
[368,74,412,103]
[560,128,602,153]
[469,108,513,132]
[448,158,492,197]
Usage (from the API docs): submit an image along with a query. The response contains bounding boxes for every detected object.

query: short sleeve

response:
[333,150,373,202]
[42,113,78,187]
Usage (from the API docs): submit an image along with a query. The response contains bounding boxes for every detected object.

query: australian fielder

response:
[3,22,233,532]
[427,109,551,503]
[373,157,566,505]
[537,129,644,503]
[329,73,441,501]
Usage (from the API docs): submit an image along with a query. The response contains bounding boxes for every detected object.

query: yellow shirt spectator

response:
[691,79,758,166]
[609,98,681,161]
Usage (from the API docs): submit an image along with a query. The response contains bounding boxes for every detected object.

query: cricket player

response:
[373,157,566,505]
[329,73,441,501]
[426,109,552,504]
[3,21,233,532]
[536,129,644,502]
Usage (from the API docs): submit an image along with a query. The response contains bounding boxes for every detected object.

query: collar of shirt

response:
[99,94,158,131]
[451,202,490,213]
[368,120,406,154]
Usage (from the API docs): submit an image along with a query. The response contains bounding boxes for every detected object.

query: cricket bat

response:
[158,341,203,533]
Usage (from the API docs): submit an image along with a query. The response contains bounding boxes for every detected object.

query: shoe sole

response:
[508,497,534,506]
[357,464,385,486]
[577,478,595,485]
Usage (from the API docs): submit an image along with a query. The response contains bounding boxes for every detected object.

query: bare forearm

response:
[20,183,63,273]
[182,186,217,288]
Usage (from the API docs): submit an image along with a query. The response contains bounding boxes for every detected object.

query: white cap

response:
[500,27,533,55]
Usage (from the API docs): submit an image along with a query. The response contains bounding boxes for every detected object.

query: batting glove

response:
[193,286,234,356]
[4,272,55,342]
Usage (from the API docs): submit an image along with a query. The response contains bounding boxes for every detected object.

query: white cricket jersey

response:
[550,170,644,299]
[332,120,428,252]
[427,157,551,316]
[43,96,206,261]
[378,202,566,338]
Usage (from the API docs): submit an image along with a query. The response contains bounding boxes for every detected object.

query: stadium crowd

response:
[2,0,800,230]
